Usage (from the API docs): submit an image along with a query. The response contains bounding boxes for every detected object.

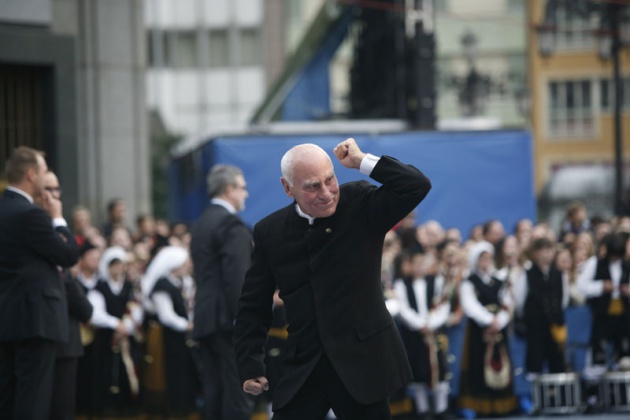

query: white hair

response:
[280,143,331,186]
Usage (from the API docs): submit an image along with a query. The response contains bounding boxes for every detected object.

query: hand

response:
[40,190,63,219]
[187,321,194,332]
[243,376,269,395]
[603,280,614,293]
[333,138,366,170]
[485,316,500,335]
[114,320,127,342]
[621,283,630,297]
[447,310,464,326]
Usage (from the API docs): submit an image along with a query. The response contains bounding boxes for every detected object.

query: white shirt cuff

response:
[360,154,380,176]
[52,218,68,228]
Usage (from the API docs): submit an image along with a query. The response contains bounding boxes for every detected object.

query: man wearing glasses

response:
[42,171,94,420]
[190,164,254,420]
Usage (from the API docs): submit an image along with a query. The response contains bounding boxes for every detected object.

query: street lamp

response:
[536,0,557,57]
[458,31,493,117]
[537,24,556,57]
[622,7,630,46]
[597,4,629,215]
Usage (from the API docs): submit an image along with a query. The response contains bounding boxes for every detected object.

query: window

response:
[555,4,595,51]
[601,79,610,109]
[147,30,168,67]
[548,80,594,137]
[507,0,524,14]
[600,78,630,111]
[173,31,198,68]
[209,29,229,68]
[239,28,261,66]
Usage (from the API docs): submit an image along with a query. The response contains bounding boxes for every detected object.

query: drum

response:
[599,371,630,412]
[531,373,582,414]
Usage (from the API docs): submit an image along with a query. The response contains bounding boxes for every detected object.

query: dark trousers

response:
[198,332,254,420]
[591,314,630,365]
[50,357,78,420]
[273,353,391,420]
[525,322,565,374]
[0,338,57,419]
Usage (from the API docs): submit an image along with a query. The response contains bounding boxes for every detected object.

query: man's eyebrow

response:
[303,180,321,188]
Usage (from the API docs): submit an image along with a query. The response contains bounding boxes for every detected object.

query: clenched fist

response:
[333,138,366,170]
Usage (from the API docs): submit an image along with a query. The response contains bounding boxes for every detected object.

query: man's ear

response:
[25,166,37,183]
[280,177,293,198]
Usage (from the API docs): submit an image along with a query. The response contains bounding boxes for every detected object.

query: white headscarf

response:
[141,246,189,301]
[468,240,495,274]
[98,246,128,280]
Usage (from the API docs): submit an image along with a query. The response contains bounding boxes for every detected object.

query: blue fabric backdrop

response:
[200,130,535,236]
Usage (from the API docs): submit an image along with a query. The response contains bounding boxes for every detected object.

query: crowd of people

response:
[381,203,630,419]
[3,144,630,420]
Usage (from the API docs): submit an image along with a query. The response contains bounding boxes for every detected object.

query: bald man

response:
[234,139,432,419]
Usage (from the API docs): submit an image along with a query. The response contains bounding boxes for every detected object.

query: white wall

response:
[0,0,51,25]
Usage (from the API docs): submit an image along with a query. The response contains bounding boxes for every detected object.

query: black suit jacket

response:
[234,156,431,408]
[56,275,93,358]
[190,203,253,338]
[0,189,79,342]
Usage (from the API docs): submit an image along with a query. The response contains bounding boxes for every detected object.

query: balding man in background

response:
[190,164,254,420]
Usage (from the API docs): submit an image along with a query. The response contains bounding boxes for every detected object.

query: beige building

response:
[529,0,630,195]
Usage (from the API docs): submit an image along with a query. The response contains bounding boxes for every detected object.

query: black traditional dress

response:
[90,278,143,418]
[394,275,449,388]
[458,273,517,415]
[150,276,200,418]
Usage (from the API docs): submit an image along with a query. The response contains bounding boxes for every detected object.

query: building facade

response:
[435,0,528,129]
[529,0,630,195]
[0,0,150,224]
[144,0,267,137]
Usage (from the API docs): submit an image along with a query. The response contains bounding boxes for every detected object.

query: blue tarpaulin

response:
[174,129,536,235]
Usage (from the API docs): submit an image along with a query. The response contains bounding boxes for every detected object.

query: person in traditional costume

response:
[514,237,568,376]
[577,232,630,371]
[394,251,451,419]
[458,241,517,418]
[87,246,144,418]
[73,241,102,417]
[144,246,200,419]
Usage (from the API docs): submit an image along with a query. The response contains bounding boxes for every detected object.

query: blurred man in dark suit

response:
[0,147,79,419]
[190,164,254,420]
[41,171,94,420]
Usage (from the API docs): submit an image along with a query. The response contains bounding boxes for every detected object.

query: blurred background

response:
[0,0,629,234]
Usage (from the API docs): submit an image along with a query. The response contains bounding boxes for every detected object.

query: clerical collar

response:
[295,204,315,225]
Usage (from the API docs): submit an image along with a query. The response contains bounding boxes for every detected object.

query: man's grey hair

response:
[280,143,331,187]
[206,164,243,198]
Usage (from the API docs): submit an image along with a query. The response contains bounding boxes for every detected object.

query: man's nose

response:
[319,186,334,200]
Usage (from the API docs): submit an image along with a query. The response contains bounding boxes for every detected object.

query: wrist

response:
[354,152,367,168]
